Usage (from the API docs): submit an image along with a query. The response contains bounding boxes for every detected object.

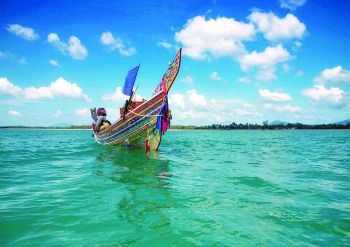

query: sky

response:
[0,0,349,126]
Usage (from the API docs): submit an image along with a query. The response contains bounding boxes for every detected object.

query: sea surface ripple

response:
[0,129,349,246]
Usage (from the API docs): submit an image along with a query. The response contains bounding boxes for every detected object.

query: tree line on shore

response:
[0,125,91,129]
[1,121,349,130]
[171,121,350,130]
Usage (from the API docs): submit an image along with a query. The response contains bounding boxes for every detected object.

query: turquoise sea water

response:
[0,129,349,246]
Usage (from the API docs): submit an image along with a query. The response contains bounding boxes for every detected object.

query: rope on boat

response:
[127,108,162,117]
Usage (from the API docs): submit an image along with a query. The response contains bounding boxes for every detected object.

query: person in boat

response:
[94,108,111,132]
[122,99,130,119]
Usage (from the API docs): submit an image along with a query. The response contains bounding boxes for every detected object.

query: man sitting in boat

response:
[93,108,111,132]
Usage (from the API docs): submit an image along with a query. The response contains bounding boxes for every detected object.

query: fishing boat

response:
[90,48,182,151]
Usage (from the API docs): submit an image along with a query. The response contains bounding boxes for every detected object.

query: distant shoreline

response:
[0,126,91,130]
[0,128,91,131]
[1,121,349,130]
[1,127,349,131]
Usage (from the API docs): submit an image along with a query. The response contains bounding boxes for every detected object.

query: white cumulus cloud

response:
[314,66,350,85]
[75,108,90,117]
[66,36,87,60]
[248,12,306,41]
[100,31,136,56]
[259,89,292,102]
[279,0,306,11]
[0,77,91,102]
[48,33,65,51]
[238,77,252,84]
[49,59,60,67]
[302,85,344,105]
[175,15,255,60]
[158,41,172,49]
[24,86,52,100]
[0,77,23,96]
[102,86,142,102]
[256,68,277,81]
[170,93,185,109]
[238,44,292,81]
[187,89,207,107]
[169,89,207,110]
[7,24,39,41]
[48,77,91,101]
[168,89,265,124]
[47,33,88,60]
[102,86,128,102]
[180,76,194,85]
[9,110,22,117]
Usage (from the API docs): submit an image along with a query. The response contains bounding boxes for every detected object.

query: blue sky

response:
[0,0,349,126]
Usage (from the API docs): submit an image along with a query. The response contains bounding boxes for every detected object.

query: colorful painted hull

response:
[92,49,182,150]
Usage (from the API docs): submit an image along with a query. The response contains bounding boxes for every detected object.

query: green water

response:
[0,129,349,246]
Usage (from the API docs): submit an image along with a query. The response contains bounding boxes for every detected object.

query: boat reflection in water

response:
[93,147,176,244]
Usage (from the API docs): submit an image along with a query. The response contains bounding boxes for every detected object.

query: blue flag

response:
[122,65,139,96]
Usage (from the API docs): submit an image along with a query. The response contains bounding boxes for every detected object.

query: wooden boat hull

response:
[94,91,165,149]
[92,49,181,150]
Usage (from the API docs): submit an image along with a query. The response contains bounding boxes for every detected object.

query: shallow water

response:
[0,129,349,246]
